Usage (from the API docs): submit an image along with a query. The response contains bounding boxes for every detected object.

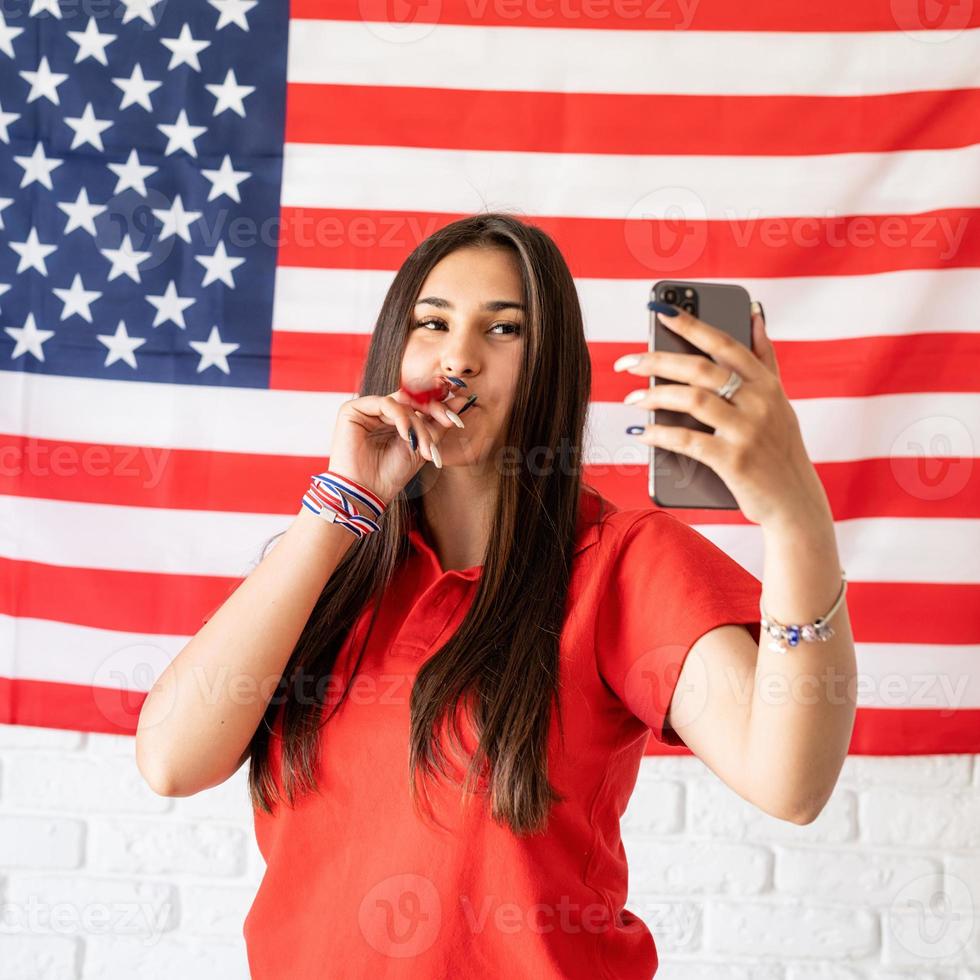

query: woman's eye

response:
[413,319,521,336]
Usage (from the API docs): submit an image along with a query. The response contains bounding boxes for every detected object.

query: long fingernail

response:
[613,353,642,372]
[408,426,418,451]
[457,394,478,415]
[431,443,442,468]
[444,375,467,388]
[445,409,465,428]
[648,301,680,317]
[751,300,766,325]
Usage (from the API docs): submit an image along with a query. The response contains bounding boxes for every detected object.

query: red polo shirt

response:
[242,488,762,978]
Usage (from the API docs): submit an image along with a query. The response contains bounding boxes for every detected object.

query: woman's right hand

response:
[326,379,470,506]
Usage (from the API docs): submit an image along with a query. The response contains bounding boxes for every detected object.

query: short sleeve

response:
[595,510,763,746]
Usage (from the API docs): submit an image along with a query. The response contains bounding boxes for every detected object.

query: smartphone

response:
[647,280,753,510]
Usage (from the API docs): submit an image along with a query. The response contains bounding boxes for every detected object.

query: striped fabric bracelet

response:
[301,470,387,538]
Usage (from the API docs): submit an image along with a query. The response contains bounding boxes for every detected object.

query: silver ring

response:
[715,370,743,402]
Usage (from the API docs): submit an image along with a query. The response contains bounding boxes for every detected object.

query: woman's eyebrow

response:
[415,297,525,313]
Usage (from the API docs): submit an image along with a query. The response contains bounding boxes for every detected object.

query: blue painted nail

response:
[445,375,467,388]
[625,425,646,435]
[408,426,419,451]
[457,394,478,415]
[648,301,680,316]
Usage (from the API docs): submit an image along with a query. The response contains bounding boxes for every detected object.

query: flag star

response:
[209,0,257,30]
[160,23,210,71]
[66,16,116,65]
[10,227,57,275]
[19,56,69,105]
[58,186,107,236]
[152,193,203,243]
[0,11,25,58]
[205,67,255,118]
[146,279,196,328]
[98,319,147,369]
[0,100,19,142]
[53,273,102,322]
[64,102,113,151]
[0,197,12,230]
[29,0,62,17]
[158,109,207,158]
[13,141,62,190]
[100,233,152,283]
[119,0,163,26]
[107,148,158,196]
[6,313,55,362]
[0,282,10,312]
[190,325,239,374]
[195,240,244,288]
[112,62,162,112]
[200,153,251,203]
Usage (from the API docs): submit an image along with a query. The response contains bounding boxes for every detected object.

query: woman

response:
[136,212,855,978]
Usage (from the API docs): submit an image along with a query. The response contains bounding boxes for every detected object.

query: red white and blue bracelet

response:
[760,569,847,654]
[301,470,387,539]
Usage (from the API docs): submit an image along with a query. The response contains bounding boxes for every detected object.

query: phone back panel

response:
[647,281,752,510]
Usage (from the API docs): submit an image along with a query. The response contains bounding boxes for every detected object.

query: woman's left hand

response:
[614,303,833,530]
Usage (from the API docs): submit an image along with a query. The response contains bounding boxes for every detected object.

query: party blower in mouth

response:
[400,374,478,413]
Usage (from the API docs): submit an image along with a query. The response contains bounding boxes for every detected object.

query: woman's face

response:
[403,246,526,466]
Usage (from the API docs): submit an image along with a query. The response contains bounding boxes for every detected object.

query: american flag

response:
[2,0,978,755]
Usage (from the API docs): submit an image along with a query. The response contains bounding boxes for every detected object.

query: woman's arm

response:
[743,505,856,822]
[135,507,357,797]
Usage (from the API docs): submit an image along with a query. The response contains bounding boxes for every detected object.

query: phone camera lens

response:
[663,289,677,303]
[682,302,695,314]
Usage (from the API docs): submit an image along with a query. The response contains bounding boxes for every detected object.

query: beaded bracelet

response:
[760,569,847,654]
[301,470,387,539]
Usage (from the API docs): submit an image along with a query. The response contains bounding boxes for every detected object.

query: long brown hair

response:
[246,211,603,836]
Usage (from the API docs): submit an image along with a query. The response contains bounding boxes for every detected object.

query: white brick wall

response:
[0,725,977,979]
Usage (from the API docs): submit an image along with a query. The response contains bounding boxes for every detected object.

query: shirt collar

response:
[406,487,615,582]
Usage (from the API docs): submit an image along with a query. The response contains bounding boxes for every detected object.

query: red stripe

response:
[290,0,980,32]
[286,84,980,156]
[0,556,245,638]
[642,705,980,756]
[270,331,980,397]
[276,207,980,279]
[4,674,977,750]
[0,677,152,736]
[3,433,978,521]
[4,553,978,643]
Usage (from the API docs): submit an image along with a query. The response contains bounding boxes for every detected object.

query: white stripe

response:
[596,392,978,464]
[5,612,978,708]
[287,21,980,97]
[852,644,980,710]
[3,371,978,461]
[4,492,979,584]
[280,141,980,218]
[0,614,185,691]
[1,495,290,576]
[273,266,980,343]
[691,517,980,587]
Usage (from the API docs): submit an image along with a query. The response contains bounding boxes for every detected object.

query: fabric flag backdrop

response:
[1,0,978,756]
